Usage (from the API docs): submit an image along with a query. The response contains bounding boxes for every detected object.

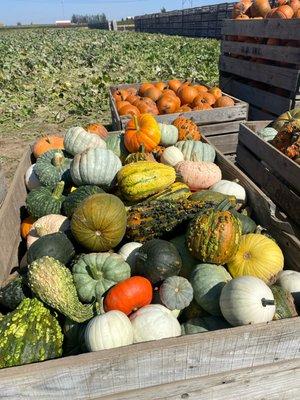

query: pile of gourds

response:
[0,114,299,370]
[233,0,300,19]
[113,80,235,117]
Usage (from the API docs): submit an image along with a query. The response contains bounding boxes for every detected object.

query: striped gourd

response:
[175,140,216,162]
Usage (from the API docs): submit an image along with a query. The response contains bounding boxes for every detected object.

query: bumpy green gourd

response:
[0,273,27,310]
[62,185,104,218]
[271,285,298,320]
[0,298,63,369]
[34,149,72,188]
[28,256,94,323]
[26,181,65,219]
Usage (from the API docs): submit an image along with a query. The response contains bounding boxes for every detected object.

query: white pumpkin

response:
[158,123,179,146]
[220,276,275,326]
[25,164,41,191]
[130,304,181,343]
[210,179,246,202]
[118,242,142,271]
[85,310,133,352]
[64,126,106,156]
[161,146,184,166]
[27,214,70,248]
[277,270,300,307]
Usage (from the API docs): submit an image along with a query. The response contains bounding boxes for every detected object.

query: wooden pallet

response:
[109,82,248,155]
[220,19,300,120]
[236,121,300,227]
[0,142,299,398]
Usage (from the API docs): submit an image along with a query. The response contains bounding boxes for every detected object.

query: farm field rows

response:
[0,28,220,180]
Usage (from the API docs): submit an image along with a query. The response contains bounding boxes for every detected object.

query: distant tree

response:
[17,22,22,26]
[161,7,167,13]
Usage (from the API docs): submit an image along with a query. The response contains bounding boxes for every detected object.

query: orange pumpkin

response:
[235,13,250,19]
[214,96,235,108]
[193,103,213,110]
[139,83,154,96]
[154,82,167,91]
[143,86,162,102]
[249,0,271,17]
[126,94,140,104]
[135,98,159,115]
[209,87,222,100]
[193,93,215,107]
[157,95,180,114]
[124,114,161,153]
[86,123,109,140]
[271,4,294,18]
[177,105,192,112]
[113,89,129,102]
[294,8,300,16]
[194,85,208,94]
[173,117,201,141]
[168,79,182,92]
[177,85,198,105]
[21,216,36,239]
[33,136,64,158]
[116,100,131,111]
[119,104,141,117]
[162,89,178,97]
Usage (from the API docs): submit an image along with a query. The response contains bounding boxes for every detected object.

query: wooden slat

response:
[221,40,300,65]
[220,77,293,116]
[0,319,299,399]
[222,19,300,41]
[236,144,300,226]
[248,105,277,121]
[219,55,300,91]
[208,133,238,154]
[200,120,243,136]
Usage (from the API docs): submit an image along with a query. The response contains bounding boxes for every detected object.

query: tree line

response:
[71,14,108,28]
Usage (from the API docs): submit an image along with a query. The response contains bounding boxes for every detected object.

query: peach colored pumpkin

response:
[175,161,222,191]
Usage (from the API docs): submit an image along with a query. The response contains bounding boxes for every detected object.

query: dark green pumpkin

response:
[26,181,65,219]
[0,272,28,310]
[189,190,237,208]
[135,239,182,283]
[230,209,257,234]
[170,234,198,279]
[181,316,231,335]
[271,285,298,320]
[179,299,209,322]
[63,318,87,355]
[62,185,104,218]
[34,149,72,188]
[27,232,75,265]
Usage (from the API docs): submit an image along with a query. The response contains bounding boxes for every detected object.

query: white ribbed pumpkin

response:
[175,161,222,191]
[130,304,181,343]
[158,123,179,146]
[70,147,122,188]
[210,179,246,202]
[85,310,133,351]
[25,164,41,191]
[277,270,300,307]
[161,146,184,166]
[64,126,106,156]
[220,276,275,326]
[175,140,216,162]
[27,214,70,248]
[118,242,142,271]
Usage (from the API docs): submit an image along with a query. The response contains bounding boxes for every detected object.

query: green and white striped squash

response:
[175,140,216,162]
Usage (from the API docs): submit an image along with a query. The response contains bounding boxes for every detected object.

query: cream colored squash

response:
[220,276,275,326]
[160,146,184,167]
[277,270,300,307]
[25,164,41,191]
[227,234,284,284]
[27,214,70,248]
[64,126,106,156]
[118,242,143,271]
[130,304,181,343]
[85,310,133,351]
[210,179,246,202]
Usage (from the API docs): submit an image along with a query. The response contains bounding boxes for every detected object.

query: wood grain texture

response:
[221,40,300,65]
[208,133,238,154]
[0,319,299,399]
[0,168,7,206]
[222,19,300,40]
[200,120,243,136]
[248,105,277,121]
[220,55,300,91]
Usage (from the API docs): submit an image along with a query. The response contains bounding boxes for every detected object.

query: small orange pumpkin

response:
[177,85,198,105]
[143,87,162,102]
[33,136,64,158]
[157,95,180,114]
[214,96,235,108]
[194,85,208,94]
[168,79,182,92]
[139,83,154,96]
[86,123,109,140]
[162,89,177,98]
[177,105,192,112]
[113,89,128,102]
[154,82,167,91]
[116,100,131,111]
[126,87,138,96]
[235,13,250,19]
[208,87,222,100]
[135,98,159,115]
[119,104,141,117]
[126,94,140,104]
[124,114,161,153]
[21,216,36,239]
[294,8,300,17]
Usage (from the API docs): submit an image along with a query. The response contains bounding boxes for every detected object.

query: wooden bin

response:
[236,121,300,228]
[220,19,300,120]
[109,82,248,155]
[0,145,300,399]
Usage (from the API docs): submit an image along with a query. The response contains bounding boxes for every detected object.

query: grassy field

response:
[0,28,220,180]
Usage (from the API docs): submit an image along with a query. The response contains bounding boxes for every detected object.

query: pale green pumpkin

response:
[158,123,179,147]
[175,140,216,162]
[64,126,106,156]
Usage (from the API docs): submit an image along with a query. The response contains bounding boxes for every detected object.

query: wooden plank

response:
[0,319,299,399]
[236,144,300,226]
[239,123,300,193]
[219,55,300,91]
[220,77,293,116]
[222,19,300,41]
[248,105,277,121]
[208,133,238,154]
[99,359,300,400]
[200,120,243,136]
[221,40,300,65]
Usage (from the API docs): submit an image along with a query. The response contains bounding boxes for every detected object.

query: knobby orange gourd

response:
[124,114,161,153]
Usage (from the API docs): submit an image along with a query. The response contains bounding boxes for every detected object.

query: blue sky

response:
[1,0,225,25]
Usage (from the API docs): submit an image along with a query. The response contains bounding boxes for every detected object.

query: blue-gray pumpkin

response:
[175,140,216,162]
[158,123,179,147]
[64,127,106,156]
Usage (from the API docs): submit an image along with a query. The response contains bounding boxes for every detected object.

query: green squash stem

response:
[53,181,65,199]
[51,153,64,167]
[261,298,275,307]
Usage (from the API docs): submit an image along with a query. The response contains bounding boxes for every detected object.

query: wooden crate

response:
[109,82,248,155]
[220,19,300,120]
[236,121,300,228]
[0,142,300,398]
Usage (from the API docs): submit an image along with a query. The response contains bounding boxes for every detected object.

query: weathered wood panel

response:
[208,132,238,154]
[200,120,242,136]
[248,105,277,121]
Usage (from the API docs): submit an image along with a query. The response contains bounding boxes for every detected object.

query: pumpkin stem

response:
[51,153,64,167]
[52,181,65,199]
[261,298,275,307]
[133,115,139,131]
[138,144,146,153]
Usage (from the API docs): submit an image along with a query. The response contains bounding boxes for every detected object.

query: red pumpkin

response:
[104,276,153,315]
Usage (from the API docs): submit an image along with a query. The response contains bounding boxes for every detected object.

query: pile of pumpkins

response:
[112,80,235,116]
[1,113,299,369]
[233,0,300,19]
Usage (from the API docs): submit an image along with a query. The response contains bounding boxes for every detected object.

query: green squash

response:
[175,140,216,162]
[181,316,231,335]
[63,318,87,355]
[170,234,198,279]
[62,185,104,218]
[135,239,182,283]
[27,232,75,265]
[257,127,277,142]
[71,193,127,252]
[26,181,65,219]
[106,131,129,163]
[28,256,94,323]
[34,149,72,188]
[72,253,131,303]
[271,285,298,320]
[0,272,27,310]
[146,182,191,203]
[0,298,63,368]
[158,123,178,146]
[189,190,236,208]
[230,209,257,234]
[179,299,209,322]
[160,276,193,310]
[190,263,232,316]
